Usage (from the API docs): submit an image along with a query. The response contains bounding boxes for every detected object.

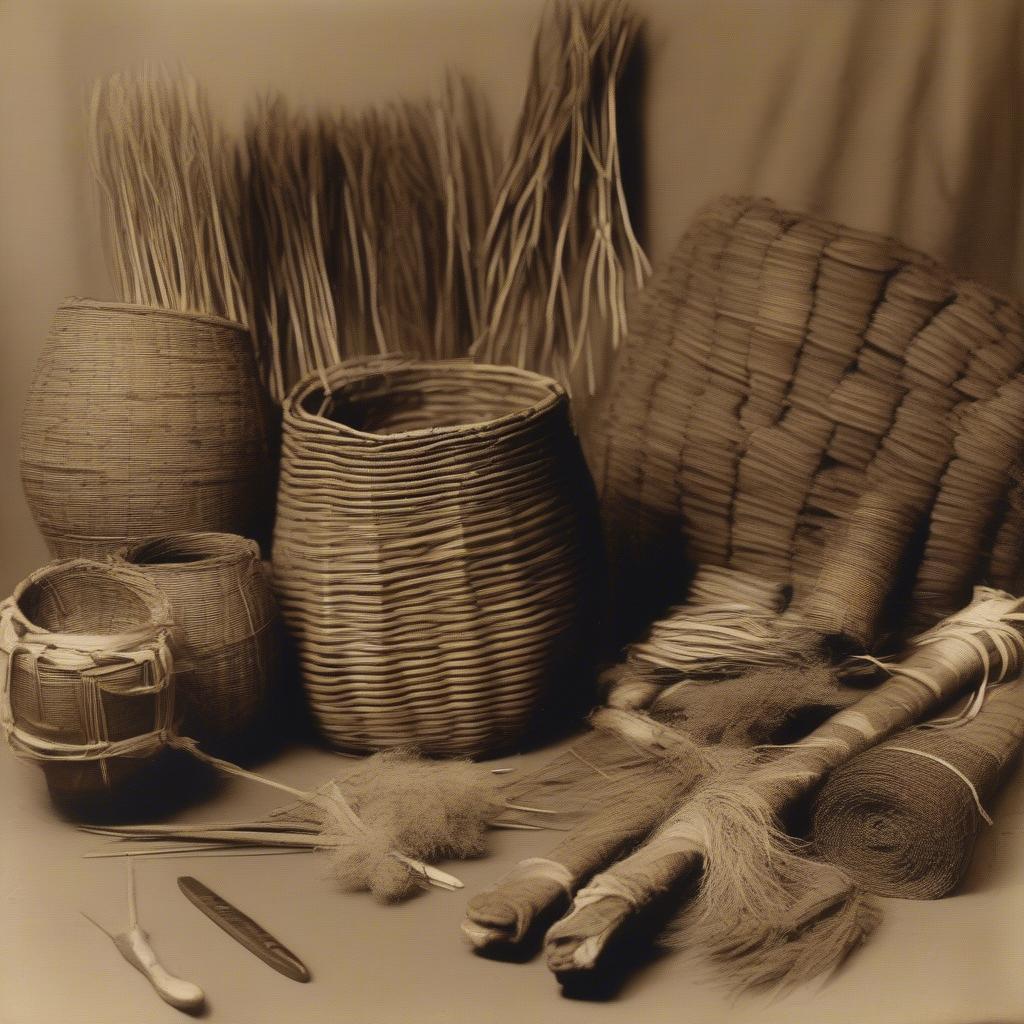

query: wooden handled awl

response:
[177,876,311,983]
[83,859,205,1014]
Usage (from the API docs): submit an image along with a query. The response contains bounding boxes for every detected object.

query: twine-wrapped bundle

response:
[540,589,1024,990]
[20,300,273,557]
[0,560,174,807]
[812,680,1024,899]
[116,533,280,752]
[596,196,1024,645]
[272,359,602,755]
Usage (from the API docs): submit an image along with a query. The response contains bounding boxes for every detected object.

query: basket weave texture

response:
[598,195,1024,646]
[116,533,280,751]
[0,559,174,801]
[272,359,602,755]
[20,299,273,558]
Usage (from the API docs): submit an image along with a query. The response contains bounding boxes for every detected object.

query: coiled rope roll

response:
[811,681,1024,899]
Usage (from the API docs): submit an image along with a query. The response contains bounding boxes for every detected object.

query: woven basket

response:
[597,195,1024,647]
[20,299,273,557]
[0,559,174,805]
[116,533,280,752]
[272,359,602,755]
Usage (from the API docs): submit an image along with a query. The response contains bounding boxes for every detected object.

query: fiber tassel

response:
[163,739,505,900]
[666,777,881,991]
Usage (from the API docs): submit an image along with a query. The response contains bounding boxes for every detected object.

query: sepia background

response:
[2,2,1024,1022]
[2,0,1024,593]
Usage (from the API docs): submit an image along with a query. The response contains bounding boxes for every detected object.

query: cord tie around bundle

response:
[498,858,575,896]
[571,872,645,911]
[0,598,174,768]
[885,746,994,825]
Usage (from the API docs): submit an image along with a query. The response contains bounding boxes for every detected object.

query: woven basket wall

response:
[116,533,280,752]
[272,359,602,755]
[0,559,174,805]
[20,299,273,558]
[597,195,1024,647]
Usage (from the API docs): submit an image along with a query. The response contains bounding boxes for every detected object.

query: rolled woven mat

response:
[811,679,1024,899]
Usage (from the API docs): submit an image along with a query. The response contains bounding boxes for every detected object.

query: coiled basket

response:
[116,533,280,752]
[272,360,602,755]
[20,299,273,557]
[0,559,174,807]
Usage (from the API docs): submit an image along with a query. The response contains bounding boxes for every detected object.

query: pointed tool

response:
[83,859,205,1014]
[177,875,311,983]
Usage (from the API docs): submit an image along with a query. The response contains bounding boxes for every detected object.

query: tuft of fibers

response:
[652,662,862,746]
[665,774,881,991]
[319,750,504,902]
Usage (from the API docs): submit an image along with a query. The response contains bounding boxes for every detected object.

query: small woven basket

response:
[0,559,174,805]
[272,359,602,755]
[116,533,280,752]
[20,298,273,557]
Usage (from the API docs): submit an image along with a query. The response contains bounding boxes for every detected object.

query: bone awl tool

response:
[177,875,310,983]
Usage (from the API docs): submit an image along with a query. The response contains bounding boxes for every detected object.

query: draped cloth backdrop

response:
[1,0,1023,590]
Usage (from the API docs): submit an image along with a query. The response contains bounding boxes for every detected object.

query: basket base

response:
[40,748,214,823]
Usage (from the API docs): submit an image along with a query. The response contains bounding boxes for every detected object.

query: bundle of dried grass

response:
[237,80,495,403]
[541,588,1024,991]
[471,0,649,396]
[464,660,857,954]
[86,742,528,901]
[90,68,246,323]
[812,678,1024,899]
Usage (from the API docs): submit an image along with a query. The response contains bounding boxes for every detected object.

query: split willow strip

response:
[90,69,246,324]
[471,0,650,394]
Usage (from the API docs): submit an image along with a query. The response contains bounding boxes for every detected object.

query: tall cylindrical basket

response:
[20,299,273,557]
[272,360,603,755]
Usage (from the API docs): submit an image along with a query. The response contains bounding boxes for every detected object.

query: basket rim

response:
[283,359,567,442]
[9,558,173,639]
[117,532,260,571]
[59,297,248,334]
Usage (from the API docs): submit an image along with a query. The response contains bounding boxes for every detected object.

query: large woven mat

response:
[597,195,1024,647]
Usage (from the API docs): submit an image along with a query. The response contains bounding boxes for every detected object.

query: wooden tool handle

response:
[111,928,205,1013]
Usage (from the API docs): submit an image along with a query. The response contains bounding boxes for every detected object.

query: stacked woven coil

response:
[598,195,1024,647]
[116,533,280,752]
[0,559,174,805]
[272,359,602,755]
[20,299,273,557]
[812,681,1024,899]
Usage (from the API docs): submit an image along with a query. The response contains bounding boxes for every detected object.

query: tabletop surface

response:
[2,734,1024,1024]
